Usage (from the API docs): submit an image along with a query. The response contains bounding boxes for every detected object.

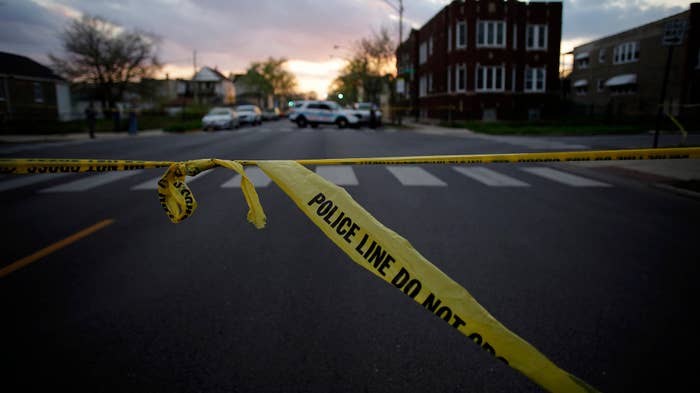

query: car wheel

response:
[336,117,348,129]
[296,117,308,128]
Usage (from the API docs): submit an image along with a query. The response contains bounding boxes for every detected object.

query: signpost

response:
[654,19,686,148]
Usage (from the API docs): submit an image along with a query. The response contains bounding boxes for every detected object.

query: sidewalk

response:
[0,129,166,143]
[397,120,700,197]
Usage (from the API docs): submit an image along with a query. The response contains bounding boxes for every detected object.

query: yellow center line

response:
[0,219,115,278]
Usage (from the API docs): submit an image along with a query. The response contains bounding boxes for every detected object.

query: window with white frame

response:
[419,75,427,97]
[613,42,639,64]
[419,42,427,64]
[428,36,433,56]
[456,21,467,49]
[456,64,467,92]
[526,25,547,50]
[447,25,452,52]
[477,20,506,48]
[524,67,546,92]
[598,48,606,63]
[476,65,505,92]
[33,82,43,103]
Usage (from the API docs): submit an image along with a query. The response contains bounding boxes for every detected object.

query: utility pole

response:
[193,50,198,105]
[654,19,686,148]
[382,0,403,46]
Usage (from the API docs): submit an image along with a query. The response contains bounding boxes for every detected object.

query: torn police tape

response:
[2,147,699,392]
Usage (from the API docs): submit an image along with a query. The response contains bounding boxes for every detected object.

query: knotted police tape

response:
[3,147,700,393]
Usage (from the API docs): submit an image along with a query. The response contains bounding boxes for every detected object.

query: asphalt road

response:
[1,121,698,393]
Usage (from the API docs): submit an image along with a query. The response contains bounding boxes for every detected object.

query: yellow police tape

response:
[2,146,700,393]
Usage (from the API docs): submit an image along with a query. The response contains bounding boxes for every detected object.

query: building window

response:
[448,25,452,52]
[574,80,588,96]
[0,79,5,101]
[456,64,467,92]
[428,36,433,56]
[524,67,546,92]
[526,25,547,50]
[419,42,427,64]
[33,82,43,103]
[613,42,639,64]
[447,66,452,93]
[476,65,505,92]
[477,20,506,48]
[610,84,637,95]
[575,52,590,70]
[512,24,517,50]
[428,73,433,93]
[456,21,467,49]
[511,67,516,92]
[598,48,606,63]
[419,75,427,97]
[597,79,606,92]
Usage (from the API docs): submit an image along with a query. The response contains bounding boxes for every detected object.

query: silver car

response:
[202,107,240,131]
[236,104,262,126]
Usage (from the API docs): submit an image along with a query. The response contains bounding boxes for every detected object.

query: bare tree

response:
[329,28,395,104]
[50,15,161,110]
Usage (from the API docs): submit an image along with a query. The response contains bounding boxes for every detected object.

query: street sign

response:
[662,19,686,46]
[396,78,405,94]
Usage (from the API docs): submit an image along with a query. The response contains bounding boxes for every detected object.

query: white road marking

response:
[315,166,359,186]
[452,167,530,187]
[40,171,143,192]
[221,167,272,188]
[131,169,214,190]
[386,166,447,186]
[0,173,73,192]
[521,167,611,187]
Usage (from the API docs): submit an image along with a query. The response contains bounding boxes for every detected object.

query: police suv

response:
[288,100,360,128]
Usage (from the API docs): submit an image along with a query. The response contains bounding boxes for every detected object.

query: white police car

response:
[288,100,359,128]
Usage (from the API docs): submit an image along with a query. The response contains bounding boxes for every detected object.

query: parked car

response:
[235,104,262,125]
[201,107,239,130]
[287,100,360,128]
[262,107,280,121]
[350,102,382,126]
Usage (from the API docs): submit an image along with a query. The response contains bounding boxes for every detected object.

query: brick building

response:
[396,0,562,121]
[568,3,699,121]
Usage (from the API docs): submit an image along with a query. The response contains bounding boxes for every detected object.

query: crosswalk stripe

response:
[131,169,214,190]
[221,167,272,188]
[521,167,611,187]
[0,173,73,192]
[452,166,530,187]
[315,166,359,186]
[386,166,447,186]
[40,171,143,192]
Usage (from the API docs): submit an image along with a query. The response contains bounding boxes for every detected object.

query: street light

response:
[337,93,344,100]
[381,0,404,46]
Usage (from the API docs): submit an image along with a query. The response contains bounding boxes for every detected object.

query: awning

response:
[574,79,588,87]
[605,74,637,87]
[574,52,589,60]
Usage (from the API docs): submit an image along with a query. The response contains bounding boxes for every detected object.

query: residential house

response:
[179,66,235,105]
[0,51,72,128]
[568,3,699,120]
[396,0,562,121]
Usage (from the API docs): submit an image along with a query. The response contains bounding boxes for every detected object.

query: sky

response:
[0,0,691,99]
